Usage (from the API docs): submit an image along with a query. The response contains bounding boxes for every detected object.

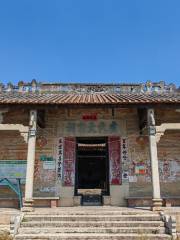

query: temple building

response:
[0,80,180,210]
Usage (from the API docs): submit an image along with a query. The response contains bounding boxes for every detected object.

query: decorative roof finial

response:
[169,83,176,92]
[31,79,37,92]
[18,81,24,92]
[146,80,152,92]
[0,83,3,92]
[7,82,13,92]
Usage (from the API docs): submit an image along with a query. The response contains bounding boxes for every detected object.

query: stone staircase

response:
[15,207,171,240]
[0,208,19,237]
[0,224,10,232]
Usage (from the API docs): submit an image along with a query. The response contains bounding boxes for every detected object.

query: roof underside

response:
[0,92,180,105]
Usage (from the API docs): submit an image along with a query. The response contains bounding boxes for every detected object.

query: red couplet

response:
[63,137,76,186]
[108,136,121,185]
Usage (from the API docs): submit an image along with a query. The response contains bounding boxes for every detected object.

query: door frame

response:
[74,136,110,196]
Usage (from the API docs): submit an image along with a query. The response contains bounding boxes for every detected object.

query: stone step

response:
[31,207,148,210]
[0,225,10,231]
[27,211,158,216]
[21,220,164,228]
[23,215,161,222]
[29,208,153,213]
[16,207,170,240]
[15,233,171,240]
[18,226,166,234]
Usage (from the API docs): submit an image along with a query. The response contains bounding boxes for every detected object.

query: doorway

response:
[75,137,109,205]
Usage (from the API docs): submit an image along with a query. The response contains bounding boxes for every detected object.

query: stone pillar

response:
[23,110,37,211]
[147,109,162,211]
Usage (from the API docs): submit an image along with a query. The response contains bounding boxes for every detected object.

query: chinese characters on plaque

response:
[62,120,122,136]
[57,138,63,180]
[121,138,128,163]
[121,137,129,181]
[57,137,76,186]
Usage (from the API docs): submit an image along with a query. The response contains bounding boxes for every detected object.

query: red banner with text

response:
[108,136,121,185]
[63,137,76,186]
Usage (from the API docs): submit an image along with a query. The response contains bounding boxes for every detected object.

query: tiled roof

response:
[0,92,180,105]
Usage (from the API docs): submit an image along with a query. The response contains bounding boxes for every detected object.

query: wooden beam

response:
[137,108,147,134]
[37,110,46,128]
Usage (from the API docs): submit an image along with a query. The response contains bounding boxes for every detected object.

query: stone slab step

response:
[0,225,9,229]
[26,212,159,216]
[33,207,148,210]
[33,207,150,210]
[0,225,10,232]
[21,221,164,228]
[29,210,156,216]
[18,226,165,234]
[23,215,161,222]
[15,233,171,240]
[30,207,152,212]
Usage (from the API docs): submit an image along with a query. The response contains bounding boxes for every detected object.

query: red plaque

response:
[82,114,97,120]
[108,136,121,185]
[63,137,76,186]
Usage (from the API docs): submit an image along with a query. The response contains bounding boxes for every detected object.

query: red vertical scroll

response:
[63,137,76,186]
[108,136,121,185]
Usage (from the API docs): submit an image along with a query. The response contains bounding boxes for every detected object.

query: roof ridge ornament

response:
[7,82,14,92]
[31,79,38,93]
[0,80,177,94]
[18,81,24,92]
[146,80,153,92]
[0,83,3,92]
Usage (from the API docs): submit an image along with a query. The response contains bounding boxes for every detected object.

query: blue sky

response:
[0,0,180,86]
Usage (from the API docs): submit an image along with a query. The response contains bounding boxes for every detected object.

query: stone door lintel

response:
[156,123,180,142]
[0,124,29,142]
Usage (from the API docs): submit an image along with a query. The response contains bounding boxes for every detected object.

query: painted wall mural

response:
[63,137,76,186]
[108,136,121,185]
[159,159,180,182]
[128,147,180,183]
[0,160,26,184]
[36,136,47,149]
[39,186,56,193]
[34,157,41,180]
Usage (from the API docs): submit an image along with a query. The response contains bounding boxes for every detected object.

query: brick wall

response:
[128,109,180,197]
[0,107,180,200]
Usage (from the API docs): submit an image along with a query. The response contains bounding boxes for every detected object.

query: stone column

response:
[23,110,37,211]
[147,109,162,211]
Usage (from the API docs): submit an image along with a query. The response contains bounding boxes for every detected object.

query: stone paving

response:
[0,207,180,239]
[17,207,170,239]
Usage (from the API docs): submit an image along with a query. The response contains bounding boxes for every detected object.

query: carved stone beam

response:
[0,124,29,142]
[156,123,180,142]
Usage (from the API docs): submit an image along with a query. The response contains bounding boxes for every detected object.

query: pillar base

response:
[73,196,81,206]
[151,198,163,211]
[22,199,34,212]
